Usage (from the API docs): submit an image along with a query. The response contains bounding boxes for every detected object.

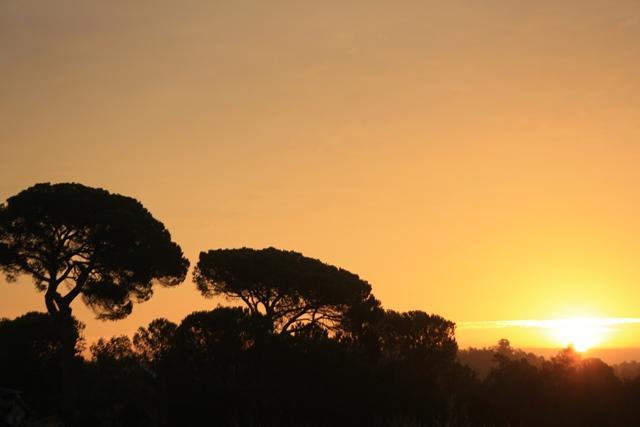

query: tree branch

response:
[61,262,94,306]
[280,304,317,333]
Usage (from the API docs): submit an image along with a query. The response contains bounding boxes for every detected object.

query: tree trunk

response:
[45,290,60,316]
[45,288,72,319]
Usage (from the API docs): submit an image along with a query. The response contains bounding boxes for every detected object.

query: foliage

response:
[0,183,189,320]
[4,310,640,426]
[458,339,544,379]
[133,318,178,371]
[376,310,457,363]
[194,247,373,333]
[0,312,84,419]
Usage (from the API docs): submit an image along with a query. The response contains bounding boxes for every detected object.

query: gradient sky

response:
[2,0,640,351]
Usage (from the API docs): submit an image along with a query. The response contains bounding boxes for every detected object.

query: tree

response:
[86,335,155,426]
[133,318,178,371]
[0,183,189,320]
[0,312,84,371]
[377,310,458,364]
[484,354,543,425]
[174,308,259,369]
[193,247,373,333]
[90,335,137,365]
[0,312,84,416]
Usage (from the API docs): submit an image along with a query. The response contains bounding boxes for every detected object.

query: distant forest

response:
[2,183,640,426]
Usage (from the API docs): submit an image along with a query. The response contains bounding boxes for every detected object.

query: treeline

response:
[2,183,640,425]
[4,312,640,426]
[459,340,640,381]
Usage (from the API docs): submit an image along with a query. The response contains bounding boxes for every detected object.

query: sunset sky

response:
[2,0,640,354]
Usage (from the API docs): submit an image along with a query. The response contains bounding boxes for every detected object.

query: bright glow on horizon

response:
[459,317,640,351]
[548,319,609,352]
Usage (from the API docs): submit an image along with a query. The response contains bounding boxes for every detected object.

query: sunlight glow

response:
[458,317,640,351]
[547,318,609,352]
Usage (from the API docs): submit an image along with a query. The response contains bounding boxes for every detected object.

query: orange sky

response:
[2,0,640,352]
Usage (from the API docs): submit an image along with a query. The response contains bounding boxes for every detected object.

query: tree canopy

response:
[376,310,457,362]
[0,183,189,320]
[193,247,373,333]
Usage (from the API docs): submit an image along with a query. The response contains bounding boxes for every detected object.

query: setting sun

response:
[548,318,609,352]
[458,317,640,353]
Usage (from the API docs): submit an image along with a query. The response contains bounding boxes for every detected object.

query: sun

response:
[548,318,608,352]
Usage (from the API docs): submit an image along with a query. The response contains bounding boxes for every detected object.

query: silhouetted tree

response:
[377,310,457,364]
[84,335,156,426]
[91,335,137,364]
[173,308,258,373]
[0,312,84,418]
[459,339,544,379]
[484,352,544,425]
[193,247,373,333]
[583,360,618,422]
[0,183,189,320]
[338,294,384,351]
[133,318,178,372]
[351,310,462,422]
[545,345,581,382]
[160,307,270,425]
[614,360,640,381]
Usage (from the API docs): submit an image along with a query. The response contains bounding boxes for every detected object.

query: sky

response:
[2,0,640,354]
